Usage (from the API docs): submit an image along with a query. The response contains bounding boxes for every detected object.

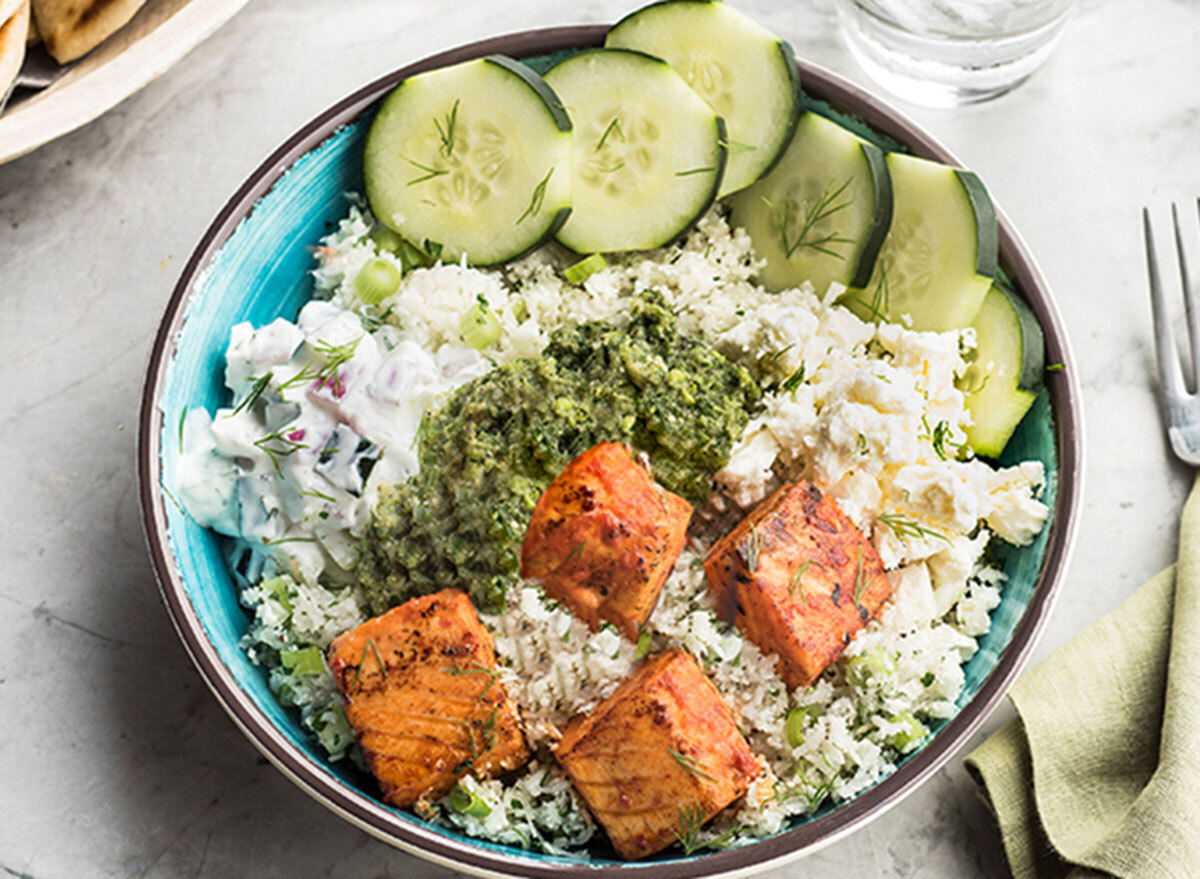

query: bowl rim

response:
[138,23,1084,879]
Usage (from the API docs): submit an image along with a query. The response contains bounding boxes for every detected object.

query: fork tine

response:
[1177,200,1200,387]
[1145,207,1187,398]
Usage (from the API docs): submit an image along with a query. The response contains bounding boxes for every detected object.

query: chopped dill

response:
[675,166,717,177]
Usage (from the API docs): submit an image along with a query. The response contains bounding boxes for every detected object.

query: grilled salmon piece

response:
[554,649,760,860]
[521,442,693,641]
[704,480,891,689]
[328,589,529,809]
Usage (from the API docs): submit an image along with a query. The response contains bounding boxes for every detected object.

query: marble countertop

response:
[2,0,1199,876]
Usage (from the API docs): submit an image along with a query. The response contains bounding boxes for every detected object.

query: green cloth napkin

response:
[966,473,1200,879]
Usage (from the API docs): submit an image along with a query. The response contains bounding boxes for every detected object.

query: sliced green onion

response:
[885,710,928,753]
[448,783,492,817]
[634,631,652,660]
[370,226,405,254]
[562,253,608,285]
[397,239,431,272]
[460,296,501,350]
[261,576,293,615]
[280,645,325,676]
[354,257,402,305]
[785,705,821,748]
[846,648,897,689]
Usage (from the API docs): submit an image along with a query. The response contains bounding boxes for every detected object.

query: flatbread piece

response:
[0,1,30,99]
[32,0,145,63]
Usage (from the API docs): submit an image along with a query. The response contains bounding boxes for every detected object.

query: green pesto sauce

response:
[356,292,760,614]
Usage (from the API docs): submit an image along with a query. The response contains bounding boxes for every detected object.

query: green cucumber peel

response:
[746,39,804,186]
[608,0,721,34]
[993,280,1046,392]
[482,55,572,132]
[850,141,893,289]
[954,169,998,279]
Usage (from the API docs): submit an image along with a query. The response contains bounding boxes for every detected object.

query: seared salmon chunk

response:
[328,589,529,809]
[521,442,693,640]
[704,480,891,689]
[554,649,760,860]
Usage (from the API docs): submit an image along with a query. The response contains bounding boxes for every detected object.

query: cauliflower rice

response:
[177,197,1049,855]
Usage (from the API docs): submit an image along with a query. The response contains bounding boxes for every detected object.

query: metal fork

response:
[1144,199,1200,465]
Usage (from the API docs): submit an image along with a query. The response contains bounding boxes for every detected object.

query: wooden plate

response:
[0,0,250,165]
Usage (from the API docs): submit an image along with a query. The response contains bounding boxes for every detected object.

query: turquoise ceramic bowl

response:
[139,26,1083,878]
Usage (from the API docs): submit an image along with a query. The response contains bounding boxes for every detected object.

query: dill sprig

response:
[442,662,503,700]
[780,361,807,394]
[350,637,388,689]
[675,165,717,177]
[720,137,756,155]
[433,99,460,158]
[564,541,586,565]
[229,372,273,417]
[263,535,317,546]
[178,406,188,448]
[516,168,553,225]
[790,558,827,604]
[299,488,336,503]
[279,336,362,397]
[675,804,705,854]
[673,804,740,855]
[595,117,625,151]
[453,706,500,775]
[921,416,964,461]
[877,512,950,544]
[763,177,854,260]
[254,429,309,474]
[852,546,867,607]
[669,748,718,783]
[853,262,891,322]
[403,155,450,186]
[744,524,763,573]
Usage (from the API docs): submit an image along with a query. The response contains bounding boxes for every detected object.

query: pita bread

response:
[25,7,37,44]
[0,2,29,99]
[32,0,145,63]
[0,0,22,26]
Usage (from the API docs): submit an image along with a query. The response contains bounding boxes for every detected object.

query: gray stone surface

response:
[1,0,1198,876]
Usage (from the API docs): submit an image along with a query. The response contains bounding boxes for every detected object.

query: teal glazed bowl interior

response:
[139,26,1083,879]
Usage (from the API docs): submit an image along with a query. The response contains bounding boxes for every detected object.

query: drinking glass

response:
[834,0,1075,107]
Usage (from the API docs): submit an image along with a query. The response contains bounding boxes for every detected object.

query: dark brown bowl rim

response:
[138,24,1084,879]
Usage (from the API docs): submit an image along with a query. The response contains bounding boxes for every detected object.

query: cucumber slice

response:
[606,0,801,197]
[729,111,893,296]
[364,55,572,267]
[960,283,1045,458]
[543,48,726,254]
[844,153,997,332]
